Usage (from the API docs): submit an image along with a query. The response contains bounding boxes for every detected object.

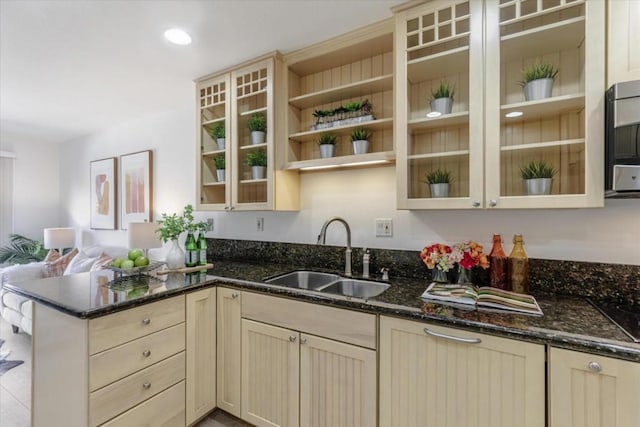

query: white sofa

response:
[0,245,130,335]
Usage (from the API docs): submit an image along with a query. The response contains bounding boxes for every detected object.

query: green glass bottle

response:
[184,231,197,267]
[197,232,208,266]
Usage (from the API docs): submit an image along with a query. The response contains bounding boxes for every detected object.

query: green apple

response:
[128,249,143,261]
[121,259,135,269]
[112,257,124,268]
[134,256,149,267]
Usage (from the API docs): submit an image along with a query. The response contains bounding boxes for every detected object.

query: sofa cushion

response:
[43,248,78,278]
[0,261,46,284]
[44,249,61,262]
[63,250,99,275]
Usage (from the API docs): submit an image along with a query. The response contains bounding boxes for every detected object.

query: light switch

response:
[375,218,393,237]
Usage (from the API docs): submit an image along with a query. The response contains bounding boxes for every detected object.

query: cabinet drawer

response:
[242,291,376,349]
[90,323,185,391]
[100,380,185,427]
[90,352,185,427]
[89,296,185,354]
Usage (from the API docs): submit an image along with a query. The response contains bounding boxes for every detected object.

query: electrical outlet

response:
[207,218,214,232]
[256,217,264,232]
[375,218,393,237]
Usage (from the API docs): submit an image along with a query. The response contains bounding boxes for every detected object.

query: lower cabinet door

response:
[379,316,545,427]
[216,287,242,417]
[241,319,300,427]
[299,334,376,427]
[549,347,640,427]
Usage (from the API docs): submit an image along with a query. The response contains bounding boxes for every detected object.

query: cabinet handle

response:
[142,349,151,358]
[300,337,307,344]
[224,206,230,210]
[141,318,151,325]
[472,200,481,208]
[142,382,151,390]
[588,361,602,372]
[489,199,497,207]
[230,206,235,210]
[423,327,481,344]
[289,336,297,343]
[232,293,239,299]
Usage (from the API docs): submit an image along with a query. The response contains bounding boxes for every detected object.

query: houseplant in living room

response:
[317,133,338,158]
[520,160,556,195]
[430,82,455,115]
[350,128,371,155]
[244,149,267,180]
[208,120,226,150]
[424,169,453,198]
[214,154,225,182]
[248,112,267,145]
[519,62,559,101]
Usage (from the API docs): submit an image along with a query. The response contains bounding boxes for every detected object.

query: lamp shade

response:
[127,222,161,250]
[43,228,76,250]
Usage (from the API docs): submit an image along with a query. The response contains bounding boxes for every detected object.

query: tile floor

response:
[0,317,251,427]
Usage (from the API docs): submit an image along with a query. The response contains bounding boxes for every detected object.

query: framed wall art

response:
[119,150,153,229]
[90,157,117,230]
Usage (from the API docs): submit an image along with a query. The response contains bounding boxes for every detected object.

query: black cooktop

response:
[591,300,640,343]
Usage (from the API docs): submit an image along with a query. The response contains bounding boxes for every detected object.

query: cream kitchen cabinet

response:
[239,291,377,427]
[196,53,299,211]
[186,287,216,426]
[394,0,605,209]
[216,287,242,418]
[548,347,640,427]
[379,316,545,427]
[607,0,640,87]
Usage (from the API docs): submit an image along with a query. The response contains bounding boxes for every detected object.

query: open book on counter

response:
[421,283,543,316]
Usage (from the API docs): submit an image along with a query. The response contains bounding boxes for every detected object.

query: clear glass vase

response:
[432,269,449,283]
[457,265,472,284]
[165,239,185,269]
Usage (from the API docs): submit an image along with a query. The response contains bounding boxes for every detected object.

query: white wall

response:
[0,139,61,240]
[59,103,640,265]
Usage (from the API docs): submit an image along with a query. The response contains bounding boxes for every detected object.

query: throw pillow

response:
[63,250,99,275]
[43,248,78,278]
[43,249,61,262]
[89,253,113,272]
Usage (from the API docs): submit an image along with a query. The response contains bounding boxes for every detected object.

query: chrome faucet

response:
[316,217,352,277]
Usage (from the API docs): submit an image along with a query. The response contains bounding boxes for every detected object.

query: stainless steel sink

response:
[316,279,390,299]
[264,271,341,290]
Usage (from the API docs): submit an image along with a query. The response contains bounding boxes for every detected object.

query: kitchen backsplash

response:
[206,238,640,304]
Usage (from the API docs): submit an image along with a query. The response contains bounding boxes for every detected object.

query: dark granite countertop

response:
[6,260,640,362]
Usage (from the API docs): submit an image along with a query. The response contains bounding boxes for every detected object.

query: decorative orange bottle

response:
[508,234,530,294]
[489,234,509,290]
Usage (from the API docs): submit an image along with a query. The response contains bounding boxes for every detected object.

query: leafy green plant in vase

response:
[248,112,267,145]
[214,154,225,182]
[156,211,186,269]
[519,62,558,101]
[208,120,226,150]
[350,128,371,155]
[520,160,556,195]
[245,148,267,180]
[424,169,453,198]
[430,82,455,116]
[317,133,338,158]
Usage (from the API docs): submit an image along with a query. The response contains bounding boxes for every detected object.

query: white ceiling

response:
[0,0,403,146]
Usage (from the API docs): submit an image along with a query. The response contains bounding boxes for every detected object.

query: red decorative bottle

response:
[489,234,509,290]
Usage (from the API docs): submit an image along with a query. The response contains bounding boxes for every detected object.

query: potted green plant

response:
[424,169,453,198]
[245,148,267,179]
[520,160,556,195]
[214,154,225,182]
[156,212,186,269]
[248,112,267,145]
[519,62,559,101]
[430,82,455,115]
[208,121,226,150]
[350,128,371,155]
[317,133,338,158]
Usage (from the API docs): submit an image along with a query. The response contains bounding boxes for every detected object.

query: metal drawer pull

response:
[300,338,307,344]
[588,361,602,372]
[289,336,296,343]
[423,327,481,344]
[232,293,239,299]
[141,318,151,325]
[142,350,151,357]
[142,382,151,390]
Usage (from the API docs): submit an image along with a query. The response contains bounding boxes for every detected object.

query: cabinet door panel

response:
[241,319,299,427]
[379,316,545,427]
[216,287,242,417]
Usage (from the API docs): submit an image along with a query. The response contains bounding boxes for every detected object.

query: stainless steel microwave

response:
[605,80,640,198]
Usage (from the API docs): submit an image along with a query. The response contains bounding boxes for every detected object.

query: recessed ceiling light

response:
[426,112,442,118]
[164,28,192,45]
[505,111,523,118]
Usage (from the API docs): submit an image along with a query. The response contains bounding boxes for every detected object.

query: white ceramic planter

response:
[523,78,553,101]
[319,144,335,158]
[430,97,453,115]
[524,178,552,195]
[430,183,450,198]
[217,138,226,150]
[251,131,266,145]
[165,240,185,269]
[216,169,225,182]
[352,140,369,155]
[251,166,266,180]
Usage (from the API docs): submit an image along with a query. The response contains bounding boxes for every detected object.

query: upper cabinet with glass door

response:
[395,0,485,209]
[484,0,605,208]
